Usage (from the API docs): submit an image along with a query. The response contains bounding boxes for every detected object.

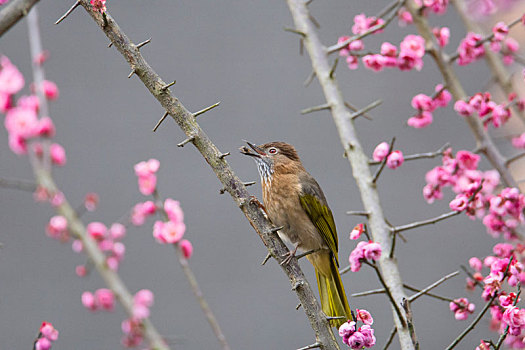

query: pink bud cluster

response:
[454,92,512,129]
[408,84,452,128]
[350,223,365,240]
[338,309,376,348]
[338,33,426,72]
[121,289,155,347]
[46,215,69,241]
[131,200,157,226]
[34,322,59,350]
[134,159,160,196]
[82,288,115,311]
[449,297,475,320]
[372,142,404,169]
[456,24,519,66]
[0,56,66,160]
[349,240,382,272]
[90,0,106,13]
[424,148,525,239]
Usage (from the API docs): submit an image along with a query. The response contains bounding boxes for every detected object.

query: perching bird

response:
[241,141,352,327]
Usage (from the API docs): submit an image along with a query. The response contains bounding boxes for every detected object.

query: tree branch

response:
[74,2,339,348]
[284,1,416,348]
[0,0,40,37]
[391,211,460,234]
[408,271,459,302]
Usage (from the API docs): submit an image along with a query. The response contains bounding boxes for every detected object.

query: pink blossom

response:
[356,309,373,325]
[134,289,154,307]
[0,56,24,95]
[490,105,510,128]
[505,37,519,53]
[132,304,150,320]
[109,223,126,240]
[372,142,390,161]
[493,243,514,258]
[0,92,11,113]
[46,215,68,241]
[492,22,509,42]
[363,241,382,260]
[450,194,468,211]
[450,298,475,320]
[81,291,97,311]
[433,27,450,47]
[502,306,525,331]
[454,100,474,117]
[362,54,386,72]
[164,198,184,223]
[512,133,525,149]
[347,331,366,349]
[37,117,56,138]
[350,223,364,240]
[386,150,404,169]
[90,0,106,13]
[179,239,194,259]
[500,292,519,307]
[95,288,115,311]
[17,94,39,112]
[352,14,384,35]
[153,220,186,244]
[83,192,99,211]
[35,337,51,350]
[40,322,59,341]
[346,55,359,70]
[72,239,83,253]
[397,8,413,26]
[408,111,433,128]
[400,35,426,58]
[41,80,59,100]
[349,40,364,51]
[34,51,49,66]
[397,50,423,71]
[50,191,65,207]
[469,257,483,271]
[456,150,479,170]
[50,143,66,166]
[75,265,87,277]
[457,32,485,66]
[337,36,351,56]
[380,42,398,57]
[349,241,367,272]
[5,107,39,138]
[87,221,107,240]
[112,242,125,259]
[131,201,156,226]
[411,94,435,112]
[134,158,159,177]
[338,320,356,338]
[360,325,376,348]
[419,0,449,14]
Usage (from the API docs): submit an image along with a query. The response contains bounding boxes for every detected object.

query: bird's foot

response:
[280,245,298,266]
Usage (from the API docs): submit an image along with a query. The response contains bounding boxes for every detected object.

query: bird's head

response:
[240,141,301,181]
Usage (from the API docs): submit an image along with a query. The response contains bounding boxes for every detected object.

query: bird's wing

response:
[299,180,339,266]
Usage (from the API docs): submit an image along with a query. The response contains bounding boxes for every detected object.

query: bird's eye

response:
[268,147,277,154]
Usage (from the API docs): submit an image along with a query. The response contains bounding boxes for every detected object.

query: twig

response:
[297,342,322,350]
[261,252,272,266]
[403,284,453,303]
[371,137,395,184]
[382,326,398,350]
[408,271,459,302]
[54,0,80,25]
[326,0,405,54]
[366,261,407,328]
[349,99,381,120]
[401,299,419,350]
[284,27,306,37]
[446,256,514,350]
[301,103,331,115]
[460,265,484,289]
[160,80,176,91]
[303,70,316,87]
[0,178,37,192]
[346,210,369,216]
[370,143,449,165]
[345,101,373,120]
[0,0,40,37]
[177,136,195,147]
[351,288,386,297]
[339,264,351,275]
[391,211,460,234]
[193,101,221,117]
[219,181,255,195]
[136,37,151,49]
[77,2,339,347]
[329,57,338,79]
[506,152,525,166]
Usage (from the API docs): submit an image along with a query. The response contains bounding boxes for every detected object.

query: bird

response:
[240,141,352,327]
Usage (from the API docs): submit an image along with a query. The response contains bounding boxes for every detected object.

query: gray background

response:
[1,1,524,349]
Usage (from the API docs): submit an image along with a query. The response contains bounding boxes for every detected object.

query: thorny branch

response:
[0,0,40,37]
[66,2,339,348]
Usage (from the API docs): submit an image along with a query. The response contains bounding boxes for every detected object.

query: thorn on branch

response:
[261,252,272,266]
[292,280,305,290]
[309,14,320,29]
[269,225,284,234]
[218,152,230,159]
[346,210,370,217]
[297,342,322,350]
[108,41,113,48]
[350,99,382,120]
[329,57,338,79]
[127,69,136,79]
[301,103,331,115]
[401,298,419,349]
[344,101,373,120]
[55,0,81,25]
[136,38,152,50]
[193,101,221,118]
[296,303,302,310]
[303,70,316,87]
[177,136,195,148]
[161,80,176,91]
[0,178,37,192]
[283,27,306,37]
[152,111,169,132]
[295,248,322,260]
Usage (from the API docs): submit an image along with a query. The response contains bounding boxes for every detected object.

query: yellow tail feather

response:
[316,257,352,328]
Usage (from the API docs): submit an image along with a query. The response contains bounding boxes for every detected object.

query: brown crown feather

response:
[260,142,300,162]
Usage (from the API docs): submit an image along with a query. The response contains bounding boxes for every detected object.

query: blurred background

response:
[1,0,525,349]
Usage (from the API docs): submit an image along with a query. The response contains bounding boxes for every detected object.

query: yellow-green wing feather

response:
[299,193,339,266]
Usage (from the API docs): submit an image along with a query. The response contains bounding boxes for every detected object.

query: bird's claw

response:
[280,245,299,266]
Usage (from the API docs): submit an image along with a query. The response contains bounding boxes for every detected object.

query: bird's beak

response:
[240,140,265,158]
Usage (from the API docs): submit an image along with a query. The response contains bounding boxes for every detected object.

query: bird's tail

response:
[316,256,352,328]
